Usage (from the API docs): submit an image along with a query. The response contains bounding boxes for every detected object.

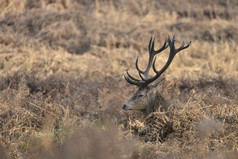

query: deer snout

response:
[122,103,132,111]
[122,104,127,110]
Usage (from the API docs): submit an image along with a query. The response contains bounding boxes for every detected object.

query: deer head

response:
[122,35,191,116]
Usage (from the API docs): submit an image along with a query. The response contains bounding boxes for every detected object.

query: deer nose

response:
[122,104,126,110]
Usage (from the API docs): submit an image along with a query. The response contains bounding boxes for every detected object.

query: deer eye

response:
[138,94,144,98]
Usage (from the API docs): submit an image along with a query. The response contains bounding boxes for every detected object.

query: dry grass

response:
[0,0,238,158]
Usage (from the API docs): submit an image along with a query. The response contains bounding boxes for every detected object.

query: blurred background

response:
[0,0,238,158]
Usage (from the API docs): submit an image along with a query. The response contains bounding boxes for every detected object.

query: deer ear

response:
[151,77,165,90]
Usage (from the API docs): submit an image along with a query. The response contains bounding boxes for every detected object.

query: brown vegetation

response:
[0,0,238,158]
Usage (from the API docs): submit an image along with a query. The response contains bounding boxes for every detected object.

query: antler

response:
[124,35,191,87]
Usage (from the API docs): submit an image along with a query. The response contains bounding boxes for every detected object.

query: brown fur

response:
[144,91,169,117]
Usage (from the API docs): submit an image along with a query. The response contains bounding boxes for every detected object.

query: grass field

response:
[0,0,238,158]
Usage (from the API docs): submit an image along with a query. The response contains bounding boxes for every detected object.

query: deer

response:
[122,35,191,117]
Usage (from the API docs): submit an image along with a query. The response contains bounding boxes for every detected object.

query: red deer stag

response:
[122,35,191,117]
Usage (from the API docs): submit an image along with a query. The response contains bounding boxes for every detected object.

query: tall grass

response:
[0,0,237,158]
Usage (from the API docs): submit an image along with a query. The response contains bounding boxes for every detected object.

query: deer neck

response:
[144,91,168,117]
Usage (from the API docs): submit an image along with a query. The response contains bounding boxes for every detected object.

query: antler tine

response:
[124,75,140,86]
[150,36,155,54]
[176,38,192,53]
[168,35,192,54]
[155,41,168,53]
[148,35,153,53]
[152,56,158,73]
[135,56,143,74]
[126,69,141,82]
[124,71,141,86]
